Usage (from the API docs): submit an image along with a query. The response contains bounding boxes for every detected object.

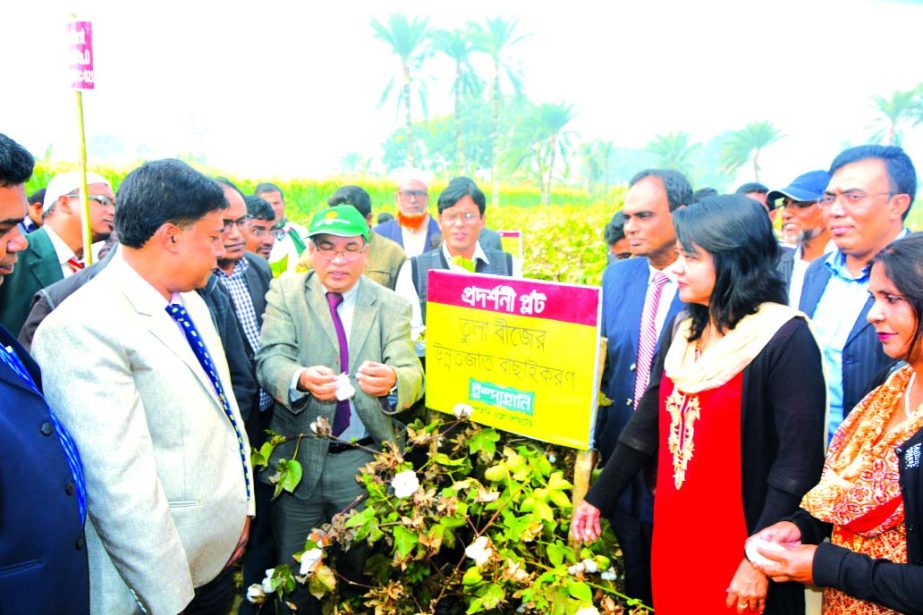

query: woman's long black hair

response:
[672,195,787,341]
[871,232,923,363]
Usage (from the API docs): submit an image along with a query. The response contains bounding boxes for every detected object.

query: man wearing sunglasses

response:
[0,170,114,336]
[769,170,834,307]
[800,145,916,441]
[257,205,423,613]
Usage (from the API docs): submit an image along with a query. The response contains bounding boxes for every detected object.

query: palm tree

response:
[646,131,700,177]
[869,87,920,146]
[371,14,431,167]
[579,140,613,194]
[471,17,528,205]
[431,27,482,174]
[720,121,784,183]
[533,102,576,205]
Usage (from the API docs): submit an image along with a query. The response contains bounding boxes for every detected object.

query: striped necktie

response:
[634,272,669,409]
[67,257,85,273]
[165,304,251,498]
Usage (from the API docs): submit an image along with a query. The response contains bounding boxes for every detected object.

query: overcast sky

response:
[2,0,922,190]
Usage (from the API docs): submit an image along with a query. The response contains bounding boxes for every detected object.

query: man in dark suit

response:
[574,168,692,606]
[0,132,89,613]
[257,205,424,613]
[0,169,114,336]
[799,145,916,441]
[213,179,276,614]
[373,169,443,256]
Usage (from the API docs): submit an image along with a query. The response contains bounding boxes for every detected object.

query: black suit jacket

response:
[0,325,90,614]
[798,255,896,416]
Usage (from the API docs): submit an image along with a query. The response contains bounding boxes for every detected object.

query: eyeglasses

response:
[271,228,287,240]
[780,197,818,210]
[441,212,480,225]
[399,189,428,198]
[312,241,365,261]
[818,190,893,208]
[221,215,251,233]
[68,193,115,208]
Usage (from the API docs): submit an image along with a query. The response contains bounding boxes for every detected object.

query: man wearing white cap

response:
[0,170,114,335]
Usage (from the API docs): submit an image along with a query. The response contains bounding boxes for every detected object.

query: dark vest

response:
[410,248,513,323]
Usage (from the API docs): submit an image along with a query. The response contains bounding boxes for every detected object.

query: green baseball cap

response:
[307,205,369,242]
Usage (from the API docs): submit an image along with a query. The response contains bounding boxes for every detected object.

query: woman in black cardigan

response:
[571,196,826,614]
[749,234,923,614]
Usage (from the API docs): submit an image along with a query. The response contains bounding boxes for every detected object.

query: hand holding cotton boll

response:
[355,360,397,397]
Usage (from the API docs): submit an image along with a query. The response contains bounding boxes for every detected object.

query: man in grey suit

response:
[257,205,424,612]
[32,159,254,615]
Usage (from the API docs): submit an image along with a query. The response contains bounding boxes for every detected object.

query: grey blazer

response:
[32,253,254,615]
[256,272,424,500]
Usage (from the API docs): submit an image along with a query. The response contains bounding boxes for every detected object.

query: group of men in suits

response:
[582,144,918,606]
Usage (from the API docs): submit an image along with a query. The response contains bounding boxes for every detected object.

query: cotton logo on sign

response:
[905,443,921,470]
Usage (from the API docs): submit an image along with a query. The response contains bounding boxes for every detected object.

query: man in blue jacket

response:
[799,145,916,441]
[0,132,89,613]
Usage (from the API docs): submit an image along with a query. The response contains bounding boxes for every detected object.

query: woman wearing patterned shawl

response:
[573,195,827,614]
[749,233,923,615]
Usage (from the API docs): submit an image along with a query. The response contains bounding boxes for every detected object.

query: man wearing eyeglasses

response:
[373,168,442,257]
[800,145,916,441]
[769,170,834,307]
[243,194,278,260]
[0,170,114,336]
[257,205,423,612]
[256,182,307,275]
[394,176,514,342]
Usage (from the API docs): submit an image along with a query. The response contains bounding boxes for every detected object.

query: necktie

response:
[0,343,87,521]
[634,272,670,409]
[325,292,351,436]
[67,257,85,273]
[165,304,251,498]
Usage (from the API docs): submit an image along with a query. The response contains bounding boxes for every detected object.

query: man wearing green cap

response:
[256,205,424,612]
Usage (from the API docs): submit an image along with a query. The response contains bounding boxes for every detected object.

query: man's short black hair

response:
[244,195,275,221]
[693,187,719,201]
[254,182,284,198]
[437,176,486,214]
[604,211,626,246]
[214,176,245,201]
[115,159,228,248]
[328,185,372,218]
[628,169,693,212]
[735,182,769,196]
[0,133,35,188]
[830,145,917,220]
[29,188,46,205]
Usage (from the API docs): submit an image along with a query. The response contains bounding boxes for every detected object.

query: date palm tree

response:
[432,27,482,174]
[533,102,576,205]
[720,121,784,183]
[471,17,528,205]
[869,87,921,146]
[646,131,700,178]
[371,14,431,167]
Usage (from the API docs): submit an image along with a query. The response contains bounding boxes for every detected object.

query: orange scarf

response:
[802,365,923,536]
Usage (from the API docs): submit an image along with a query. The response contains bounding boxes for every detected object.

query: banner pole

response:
[75,89,93,265]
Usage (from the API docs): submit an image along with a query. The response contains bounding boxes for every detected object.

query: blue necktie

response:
[0,343,87,522]
[325,292,351,436]
[165,304,251,498]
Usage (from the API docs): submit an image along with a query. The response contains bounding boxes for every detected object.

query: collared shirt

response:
[788,240,837,308]
[289,283,369,441]
[399,215,431,257]
[19,217,39,234]
[394,242,492,341]
[44,225,80,278]
[215,258,273,412]
[647,262,679,337]
[812,230,907,440]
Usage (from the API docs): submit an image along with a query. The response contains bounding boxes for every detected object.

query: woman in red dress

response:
[573,195,827,614]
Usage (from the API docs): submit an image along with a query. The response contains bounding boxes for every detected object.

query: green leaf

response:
[431,452,465,466]
[468,428,500,459]
[308,564,336,599]
[279,459,303,493]
[546,543,567,567]
[483,463,509,482]
[481,583,505,609]
[566,581,592,602]
[547,471,573,491]
[462,566,483,586]
[393,525,418,558]
[548,490,573,509]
